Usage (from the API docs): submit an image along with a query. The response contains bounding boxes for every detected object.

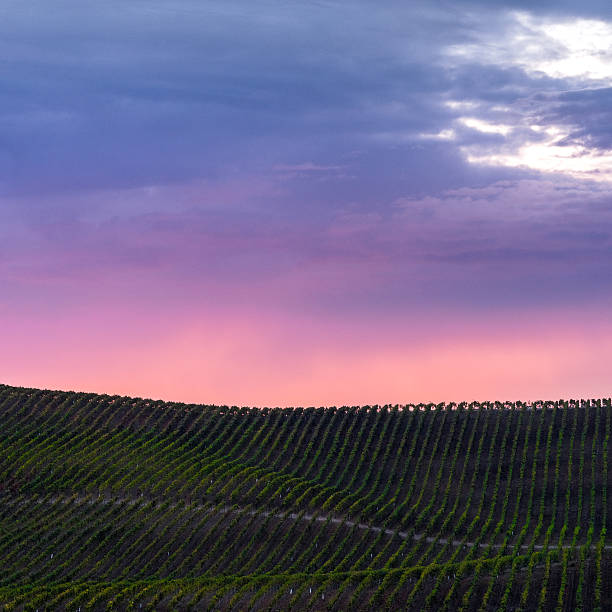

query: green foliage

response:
[0,384,609,610]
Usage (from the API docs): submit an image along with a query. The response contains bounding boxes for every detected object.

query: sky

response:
[2,0,612,406]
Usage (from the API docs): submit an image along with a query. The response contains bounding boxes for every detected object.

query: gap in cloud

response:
[442,10,612,181]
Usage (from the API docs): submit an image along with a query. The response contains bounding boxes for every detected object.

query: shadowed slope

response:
[0,384,610,610]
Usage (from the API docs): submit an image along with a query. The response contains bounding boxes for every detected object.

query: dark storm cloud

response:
[1,0,607,207]
[537,88,612,150]
[0,0,517,196]
[1,0,612,313]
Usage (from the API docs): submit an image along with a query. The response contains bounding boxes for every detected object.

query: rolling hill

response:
[0,384,609,610]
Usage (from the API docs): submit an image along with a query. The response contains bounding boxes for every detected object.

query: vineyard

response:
[0,384,610,610]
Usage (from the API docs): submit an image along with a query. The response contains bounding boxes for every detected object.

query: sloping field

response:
[0,384,610,610]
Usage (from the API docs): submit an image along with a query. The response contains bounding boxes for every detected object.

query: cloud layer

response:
[1,1,611,403]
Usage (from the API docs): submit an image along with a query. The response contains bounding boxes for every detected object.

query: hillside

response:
[0,384,610,610]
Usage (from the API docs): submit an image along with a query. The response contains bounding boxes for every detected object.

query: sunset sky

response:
[2,1,612,406]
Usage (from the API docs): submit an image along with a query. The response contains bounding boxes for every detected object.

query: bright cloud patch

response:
[444,11,612,181]
[516,13,612,83]
[448,11,612,85]
[463,126,612,181]
[459,117,513,136]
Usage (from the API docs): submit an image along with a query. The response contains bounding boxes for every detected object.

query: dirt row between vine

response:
[5,492,610,553]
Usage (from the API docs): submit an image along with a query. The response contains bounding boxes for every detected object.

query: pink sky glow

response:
[2,3,612,404]
[3,299,610,406]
